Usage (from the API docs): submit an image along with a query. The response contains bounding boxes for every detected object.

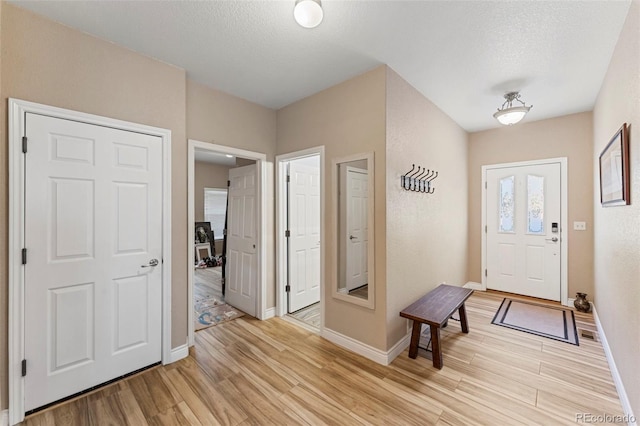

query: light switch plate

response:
[574,221,586,231]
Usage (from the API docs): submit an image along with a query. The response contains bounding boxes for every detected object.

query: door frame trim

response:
[8,98,173,425]
[187,140,268,346]
[275,146,325,325]
[481,157,568,305]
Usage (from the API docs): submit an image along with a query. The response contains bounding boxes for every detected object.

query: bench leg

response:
[430,325,442,369]
[408,321,422,359]
[459,303,469,333]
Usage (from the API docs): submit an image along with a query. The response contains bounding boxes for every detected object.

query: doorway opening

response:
[187,140,267,346]
[276,147,325,332]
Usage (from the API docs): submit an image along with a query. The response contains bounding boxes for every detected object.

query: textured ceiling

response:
[10,1,632,131]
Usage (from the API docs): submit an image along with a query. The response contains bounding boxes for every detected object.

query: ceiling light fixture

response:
[294,0,323,29]
[493,92,533,126]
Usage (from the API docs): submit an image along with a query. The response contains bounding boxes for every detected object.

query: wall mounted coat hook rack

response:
[400,164,438,194]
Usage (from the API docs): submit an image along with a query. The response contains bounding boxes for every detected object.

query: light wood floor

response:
[194,267,223,302]
[24,290,624,425]
[289,302,321,329]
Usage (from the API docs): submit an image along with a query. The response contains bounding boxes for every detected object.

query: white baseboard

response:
[168,343,189,364]
[1,409,8,426]
[263,307,275,320]
[322,327,410,366]
[464,281,483,290]
[593,305,637,426]
[387,333,411,363]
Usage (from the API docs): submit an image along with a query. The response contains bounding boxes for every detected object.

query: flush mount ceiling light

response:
[294,0,324,29]
[493,92,533,126]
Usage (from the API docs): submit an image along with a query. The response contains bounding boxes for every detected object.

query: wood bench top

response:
[399,284,473,327]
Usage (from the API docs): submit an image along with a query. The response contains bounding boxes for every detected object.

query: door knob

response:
[545,237,559,243]
[141,259,159,268]
[349,235,357,240]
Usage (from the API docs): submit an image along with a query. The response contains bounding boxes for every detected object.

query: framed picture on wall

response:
[195,221,215,256]
[599,123,630,206]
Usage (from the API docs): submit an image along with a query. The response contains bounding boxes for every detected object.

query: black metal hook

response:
[408,166,422,190]
[404,164,416,176]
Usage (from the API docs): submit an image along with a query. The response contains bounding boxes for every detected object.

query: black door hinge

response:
[485,269,488,277]
[286,174,290,183]
[227,180,230,187]
[22,248,27,265]
[22,359,27,377]
[285,230,290,238]
[285,285,291,292]
[22,136,28,154]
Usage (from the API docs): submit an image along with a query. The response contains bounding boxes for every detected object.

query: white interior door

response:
[226,164,257,316]
[486,162,561,301]
[346,167,368,291]
[24,113,162,411]
[287,159,321,313]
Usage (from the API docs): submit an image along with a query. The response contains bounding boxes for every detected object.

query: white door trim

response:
[481,157,568,305]
[8,98,172,425]
[187,140,268,346]
[275,147,325,327]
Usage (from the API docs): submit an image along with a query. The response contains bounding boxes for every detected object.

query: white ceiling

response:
[10,1,631,132]
[194,149,237,166]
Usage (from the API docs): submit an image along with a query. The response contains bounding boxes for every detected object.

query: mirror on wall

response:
[333,152,375,309]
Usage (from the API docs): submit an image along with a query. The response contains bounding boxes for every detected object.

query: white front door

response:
[287,159,321,313]
[226,164,257,316]
[24,113,163,411]
[346,167,368,291]
[486,162,561,301]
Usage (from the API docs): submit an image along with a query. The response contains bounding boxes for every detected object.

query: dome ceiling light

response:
[294,0,324,29]
[493,92,533,126]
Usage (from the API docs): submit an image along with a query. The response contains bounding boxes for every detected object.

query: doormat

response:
[195,297,245,331]
[492,298,579,345]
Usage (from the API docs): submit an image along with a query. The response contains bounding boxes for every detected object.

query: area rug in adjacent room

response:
[492,298,579,345]
[195,297,245,331]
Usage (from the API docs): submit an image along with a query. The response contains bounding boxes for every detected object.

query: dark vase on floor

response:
[574,292,592,313]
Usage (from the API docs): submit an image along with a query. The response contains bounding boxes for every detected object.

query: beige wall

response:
[592,0,639,416]
[385,68,469,347]
[277,66,388,350]
[468,112,594,300]
[186,80,277,308]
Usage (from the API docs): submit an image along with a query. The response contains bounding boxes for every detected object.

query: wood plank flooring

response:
[24,290,624,425]
[289,303,321,329]
[194,267,223,302]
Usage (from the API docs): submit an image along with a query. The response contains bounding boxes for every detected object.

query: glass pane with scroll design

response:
[499,176,515,233]
[528,175,544,234]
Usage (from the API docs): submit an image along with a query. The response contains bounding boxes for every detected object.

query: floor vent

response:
[578,329,597,341]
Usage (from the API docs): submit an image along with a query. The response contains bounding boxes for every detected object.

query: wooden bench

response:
[399,284,473,369]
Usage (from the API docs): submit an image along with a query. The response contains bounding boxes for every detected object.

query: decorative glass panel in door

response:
[499,176,515,233]
[527,175,544,234]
